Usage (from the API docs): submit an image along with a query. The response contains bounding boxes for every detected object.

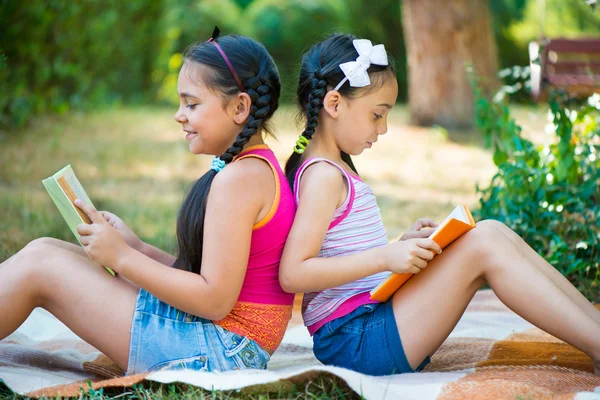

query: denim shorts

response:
[312,301,430,376]
[126,289,271,375]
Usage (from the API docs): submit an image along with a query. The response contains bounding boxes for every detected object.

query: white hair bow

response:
[333,39,389,92]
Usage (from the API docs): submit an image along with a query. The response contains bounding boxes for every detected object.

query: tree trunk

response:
[402,0,499,129]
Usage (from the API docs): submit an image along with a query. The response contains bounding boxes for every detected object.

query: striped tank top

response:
[214,145,296,353]
[293,158,391,335]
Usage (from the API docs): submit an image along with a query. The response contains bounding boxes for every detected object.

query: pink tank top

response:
[294,158,390,335]
[214,145,296,353]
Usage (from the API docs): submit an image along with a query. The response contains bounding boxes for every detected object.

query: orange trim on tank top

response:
[234,151,281,230]
[233,144,270,160]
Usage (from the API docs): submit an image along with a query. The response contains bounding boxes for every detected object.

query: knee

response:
[25,237,59,250]
[476,219,507,232]
[17,238,59,273]
[461,220,506,260]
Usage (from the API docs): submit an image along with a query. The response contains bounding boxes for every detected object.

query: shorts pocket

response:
[215,328,269,370]
[232,339,270,370]
[147,354,208,372]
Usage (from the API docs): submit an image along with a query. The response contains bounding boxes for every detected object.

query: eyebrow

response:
[377,103,393,109]
[179,92,199,99]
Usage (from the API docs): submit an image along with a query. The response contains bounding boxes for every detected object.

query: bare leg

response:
[493,222,600,324]
[31,237,87,256]
[392,220,600,375]
[0,238,138,370]
[1,238,84,267]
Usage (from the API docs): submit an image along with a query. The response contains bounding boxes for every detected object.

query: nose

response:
[377,121,388,136]
[174,107,187,124]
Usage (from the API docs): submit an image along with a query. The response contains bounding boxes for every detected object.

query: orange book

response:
[369,205,476,302]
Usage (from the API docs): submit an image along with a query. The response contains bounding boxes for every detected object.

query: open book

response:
[42,165,116,276]
[369,204,475,302]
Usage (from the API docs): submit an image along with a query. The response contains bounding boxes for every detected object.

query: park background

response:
[1,0,599,397]
[0,0,599,328]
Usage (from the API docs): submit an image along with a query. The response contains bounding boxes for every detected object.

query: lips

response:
[184,130,198,140]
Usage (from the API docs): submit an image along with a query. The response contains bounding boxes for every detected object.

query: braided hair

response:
[174,35,280,274]
[285,34,396,188]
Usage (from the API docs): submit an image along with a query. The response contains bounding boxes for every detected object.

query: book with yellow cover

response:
[42,165,116,276]
[369,204,475,302]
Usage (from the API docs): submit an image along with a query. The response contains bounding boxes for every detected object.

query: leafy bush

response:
[471,69,599,294]
[0,1,164,129]
[1,0,597,130]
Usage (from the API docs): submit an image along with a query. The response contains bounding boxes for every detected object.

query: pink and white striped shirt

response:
[294,158,391,335]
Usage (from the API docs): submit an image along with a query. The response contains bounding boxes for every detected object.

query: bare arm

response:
[279,163,388,293]
[78,159,271,320]
[100,211,177,267]
[279,163,442,294]
[136,242,177,267]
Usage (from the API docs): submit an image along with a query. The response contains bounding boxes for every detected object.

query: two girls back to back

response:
[278,33,600,376]
[1,29,598,378]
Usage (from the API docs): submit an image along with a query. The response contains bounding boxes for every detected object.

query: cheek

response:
[342,115,370,139]
[199,110,240,153]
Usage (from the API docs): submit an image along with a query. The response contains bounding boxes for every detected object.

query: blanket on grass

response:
[1,290,599,399]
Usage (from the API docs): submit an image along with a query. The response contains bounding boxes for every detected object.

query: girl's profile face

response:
[173,62,241,156]
[334,74,398,156]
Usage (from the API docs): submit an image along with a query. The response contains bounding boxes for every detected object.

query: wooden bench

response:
[529,38,600,100]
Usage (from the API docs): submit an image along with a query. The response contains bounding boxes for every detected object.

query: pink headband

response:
[207,34,244,92]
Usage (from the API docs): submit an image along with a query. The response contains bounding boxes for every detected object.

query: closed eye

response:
[186,104,198,110]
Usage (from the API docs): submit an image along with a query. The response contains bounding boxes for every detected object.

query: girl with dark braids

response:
[279,34,600,376]
[0,29,296,374]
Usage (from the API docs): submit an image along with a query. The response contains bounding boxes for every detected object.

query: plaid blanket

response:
[1,290,599,399]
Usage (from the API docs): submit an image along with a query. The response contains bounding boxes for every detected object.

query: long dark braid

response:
[220,77,272,163]
[173,35,280,274]
[284,34,396,189]
[284,70,327,187]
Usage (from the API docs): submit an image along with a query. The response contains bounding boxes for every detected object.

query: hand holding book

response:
[100,210,144,252]
[43,165,119,275]
[370,205,476,302]
[399,218,439,240]
[74,199,131,272]
[381,238,442,275]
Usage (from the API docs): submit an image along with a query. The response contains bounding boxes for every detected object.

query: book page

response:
[43,165,116,276]
[52,165,95,222]
[56,176,92,224]
[428,205,471,239]
[53,165,93,205]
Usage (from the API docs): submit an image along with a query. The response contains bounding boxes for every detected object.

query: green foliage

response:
[471,69,600,291]
[243,0,351,102]
[2,0,598,130]
[0,0,164,129]
[153,0,243,104]
[489,0,530,69]
[507,0,600,47]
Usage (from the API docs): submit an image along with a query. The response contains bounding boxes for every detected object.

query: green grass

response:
[0,375,363,399]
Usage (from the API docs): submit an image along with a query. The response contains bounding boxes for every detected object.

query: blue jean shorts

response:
[126,289,271,375]
[312,301,430,376]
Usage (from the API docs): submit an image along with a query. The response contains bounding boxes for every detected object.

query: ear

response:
[229,92,252,125]
[322,90,343,119]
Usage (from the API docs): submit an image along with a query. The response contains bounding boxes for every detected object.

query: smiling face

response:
[333,74,398,155]
[173,62,242,156]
